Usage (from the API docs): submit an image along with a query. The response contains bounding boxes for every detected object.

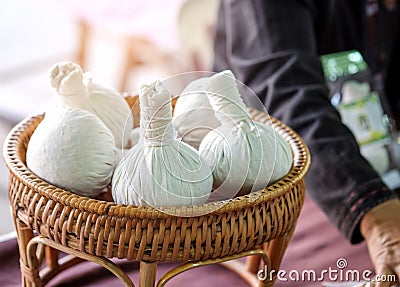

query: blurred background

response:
[0,0,219,236]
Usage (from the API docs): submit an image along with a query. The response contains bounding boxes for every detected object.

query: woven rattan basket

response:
[3,95,310,287]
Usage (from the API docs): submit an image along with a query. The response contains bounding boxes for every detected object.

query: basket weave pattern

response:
[3,96,310,286]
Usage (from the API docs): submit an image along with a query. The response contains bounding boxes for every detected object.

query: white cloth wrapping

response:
[172,77,221,149]
[112,81,212,207]
[49,62,134,148]
[26,105,117,197]
[199,70,293,199]
[129,127,141,147]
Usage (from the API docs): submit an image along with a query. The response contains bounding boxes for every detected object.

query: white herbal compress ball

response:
[26,106,117,197]
[49,62,134,148]
[129,127,141,147]
[173,77,221,149]
[199,70,293,199]
[112,81,213,207]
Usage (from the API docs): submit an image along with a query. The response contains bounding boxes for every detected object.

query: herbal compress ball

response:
[112,81,213,207]
[50,62,134,149]
[173,77,220,149]
[26,106,116,197]
[199,70,293,199]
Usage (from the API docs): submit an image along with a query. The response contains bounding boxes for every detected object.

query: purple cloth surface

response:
[276,196,373,286]
[0,195,373,286]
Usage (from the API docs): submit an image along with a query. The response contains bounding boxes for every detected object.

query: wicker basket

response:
[3,95,310,287]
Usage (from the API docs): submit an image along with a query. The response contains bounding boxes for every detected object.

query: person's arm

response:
[213,0,400,283]
[213,0,397,242]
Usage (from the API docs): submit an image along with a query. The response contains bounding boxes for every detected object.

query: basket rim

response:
[3,109,310,219]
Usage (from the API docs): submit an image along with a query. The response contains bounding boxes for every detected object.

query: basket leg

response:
[13,216,42,287]
[27,236,135,286]
[246,254,262,274]
[157,249,270,287]
[259,226,296,287]
[139,261,157,287]
[45,246,59,270]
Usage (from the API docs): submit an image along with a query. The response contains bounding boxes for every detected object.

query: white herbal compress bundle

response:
[173,77,221,149]
[199,70,293,199]
[26,106,117,197]
[112,81,212,207]
[50,62,134,148]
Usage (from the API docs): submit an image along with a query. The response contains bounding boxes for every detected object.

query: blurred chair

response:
[65,0,184,92]
[177,0,220,71]
[62,0,220,92]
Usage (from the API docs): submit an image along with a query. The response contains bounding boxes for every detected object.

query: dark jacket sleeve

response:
[213,0,398,243]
